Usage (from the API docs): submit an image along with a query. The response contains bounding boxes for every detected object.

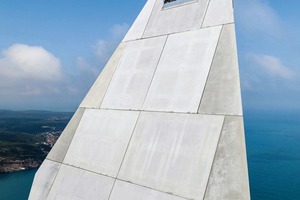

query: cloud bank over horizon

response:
[0,23,129,111]
[0,44,63,81]
[0,44,64,98]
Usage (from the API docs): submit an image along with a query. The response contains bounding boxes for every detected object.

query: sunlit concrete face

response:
[47,108,85,162]
[202,0,234,28]
[143,26,221,113]
[30,0,250,199]
[204,116,250,200]
[101,36,167,110]
[118,112,224,200]
[29,160,61,200]
[123,0,156,42]
[79,43,126,109]
[46,165,114,200]
[199,24,243,116]
[63,109,139,177]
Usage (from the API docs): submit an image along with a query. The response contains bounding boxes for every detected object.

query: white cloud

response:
[0,23,129,109]
[235,0,283,37]
[0,44,63,81]
[0,44,65,97]
[248,54,295,79]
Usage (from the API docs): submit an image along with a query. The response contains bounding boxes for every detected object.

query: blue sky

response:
[0,0,299,112]
[236,0,300,112]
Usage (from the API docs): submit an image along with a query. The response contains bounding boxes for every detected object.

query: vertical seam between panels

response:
[200,0,212,28]
[98,42,128,109]
[140,35,169,110]
[202,115,226,199]
[197,25,223,113]
[108,111,142,200]
[59,108,86,164]
[141,0,158,38]
[44,159,63,200]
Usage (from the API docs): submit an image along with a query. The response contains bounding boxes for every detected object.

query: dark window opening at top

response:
[164,0,177,4]
[163,0,196,8]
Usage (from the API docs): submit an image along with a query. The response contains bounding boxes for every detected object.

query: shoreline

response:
[0,159,41,174]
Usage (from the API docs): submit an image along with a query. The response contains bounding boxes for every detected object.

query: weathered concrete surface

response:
[118,112,224,200]
[79,43,126,108]
[199,24,243,116]
[202,0,234,28]
[143,26,221,113]
[30,0,250,199]
[28,160,61,200]
[47,108,85,162]
[101,36,167,110]
[123,0,156,42]
[204,116,250,200]
[47,164,114,200]
[63,109,139,177]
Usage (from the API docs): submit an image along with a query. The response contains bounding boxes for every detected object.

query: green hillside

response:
[0,110,73,173]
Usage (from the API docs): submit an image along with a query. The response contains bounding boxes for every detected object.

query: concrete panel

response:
[143,0,209,37]
[110,180,186,200]
[118,112,224,200]
[143,26,222,113]
[123,0,156,42]
[101,36,167,110]
[204,116,250,200]
[202,0,234,28]
[28,160,60,200]
[199,24,243,116]
[47,164,114,200]
[63,109,139,177]
[47,108,85,163]
[79,43,126,108]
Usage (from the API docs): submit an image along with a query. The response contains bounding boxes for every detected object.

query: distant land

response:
[0,109,73,173]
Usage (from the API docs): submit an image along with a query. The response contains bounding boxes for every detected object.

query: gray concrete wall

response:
[29,0,250,199]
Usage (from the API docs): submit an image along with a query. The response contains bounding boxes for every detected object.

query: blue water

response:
[0,169,37,200]
[0,111,299,199]
[245,111,300,200]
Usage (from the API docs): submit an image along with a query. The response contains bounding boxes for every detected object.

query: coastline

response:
[0,159,40,174]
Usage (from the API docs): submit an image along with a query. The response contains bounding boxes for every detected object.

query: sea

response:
[0,169,37,200]
[0,111,299,200]
[245,110,300,200]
